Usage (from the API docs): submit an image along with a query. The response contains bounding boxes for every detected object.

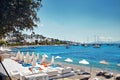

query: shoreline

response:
[1,45,120,80]
[1,50,119,74]
[1,45,120,73]
[9,44,66,48]
[56,62,119,80]
[0,51,120,80]
[1,45,120,74]
[56,61,120,73]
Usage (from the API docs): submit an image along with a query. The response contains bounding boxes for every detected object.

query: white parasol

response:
[50,56,55,65]
[79,59,89,65]
[16,51,21,60]
[64,58,73,63]
[44,54,48,58]
[26,52,31,64]
[41,54,46,64]
[99,60,109,65]
[55,56,62,59]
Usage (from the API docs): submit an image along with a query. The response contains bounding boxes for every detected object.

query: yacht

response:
[81,43,88,47]
[93,44,101,48]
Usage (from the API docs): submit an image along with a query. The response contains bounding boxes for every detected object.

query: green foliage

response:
[0,40,7,45]
[7,42,24,46]
[0,0,42,38]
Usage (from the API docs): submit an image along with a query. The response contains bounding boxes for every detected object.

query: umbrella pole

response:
[90,64,92,77]
[0,61,12,80]
[62,69,64,80]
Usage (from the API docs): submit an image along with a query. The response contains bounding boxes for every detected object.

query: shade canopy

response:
[99,60,109,65]
[32,57,36,67]
[50,56,55,65]
[79,59,89,65]
[16,51,21,60]
[26,52,31,64]
[20,52,24,61]
[31,52,35,59]
[36,54,39,60]
[64,58,73,62]
[44,54,48,58]
[41,54,47,64]
[55,56,62,59]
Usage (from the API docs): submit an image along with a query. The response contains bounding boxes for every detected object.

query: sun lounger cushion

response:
[57,67,72,74]
[104,72,113,78]
[46,70,58,77]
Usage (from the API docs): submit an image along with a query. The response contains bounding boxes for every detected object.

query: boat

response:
[66,44,70,49]
[81,43,88,47]
[93,44,101,48]
[73,43,79,46]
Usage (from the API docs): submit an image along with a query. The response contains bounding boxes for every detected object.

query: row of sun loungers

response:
[95,71,120,80]
[75,69,120,80]
[23,66,74,80]
[116,74,120,80]
[1,58,120,80]
[1,58,75,80]
[75,70,91,80]
[96,70,114,79]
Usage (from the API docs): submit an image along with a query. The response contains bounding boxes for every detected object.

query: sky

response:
[25,0,120,42]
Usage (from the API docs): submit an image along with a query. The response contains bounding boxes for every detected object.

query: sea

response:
[11,44,120,72]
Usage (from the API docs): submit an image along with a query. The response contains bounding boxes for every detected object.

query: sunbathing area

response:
[0,51,75,80]
[0,51,120,80]
[0,0,120,80]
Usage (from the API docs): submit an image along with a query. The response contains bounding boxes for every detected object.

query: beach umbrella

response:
[55,56,62,59]
[79,59,91,75]
[79,59,89,65]
[32,57,36,67]
[21,52,24,61]
[16,51,21,60]
[50,56,55,65]
[41,54,46,64]
[44,54,48,58]
[26,52,31,64]
[64,58,73,63]
[36,54,39,61]
[19,52,24,61]
[31,52,35,59]
[64,58,73,80]
[99,60,109,65]
[99,60,109,71]
[24,57,27,64]
[19,53,22,61]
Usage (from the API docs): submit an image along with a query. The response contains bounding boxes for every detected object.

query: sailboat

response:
[93,36,101,48]
[81,43,88,47]
[81,37,89,47]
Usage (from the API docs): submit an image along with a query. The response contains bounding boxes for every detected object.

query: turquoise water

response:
[11,45,120,72]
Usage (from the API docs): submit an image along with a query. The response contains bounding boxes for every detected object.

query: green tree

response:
[0,0,42,38]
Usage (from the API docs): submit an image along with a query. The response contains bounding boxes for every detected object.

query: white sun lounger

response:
[24,73,48,80]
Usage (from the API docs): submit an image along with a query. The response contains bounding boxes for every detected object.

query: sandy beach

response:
[55,62,119,80]
[0,50,120,80]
